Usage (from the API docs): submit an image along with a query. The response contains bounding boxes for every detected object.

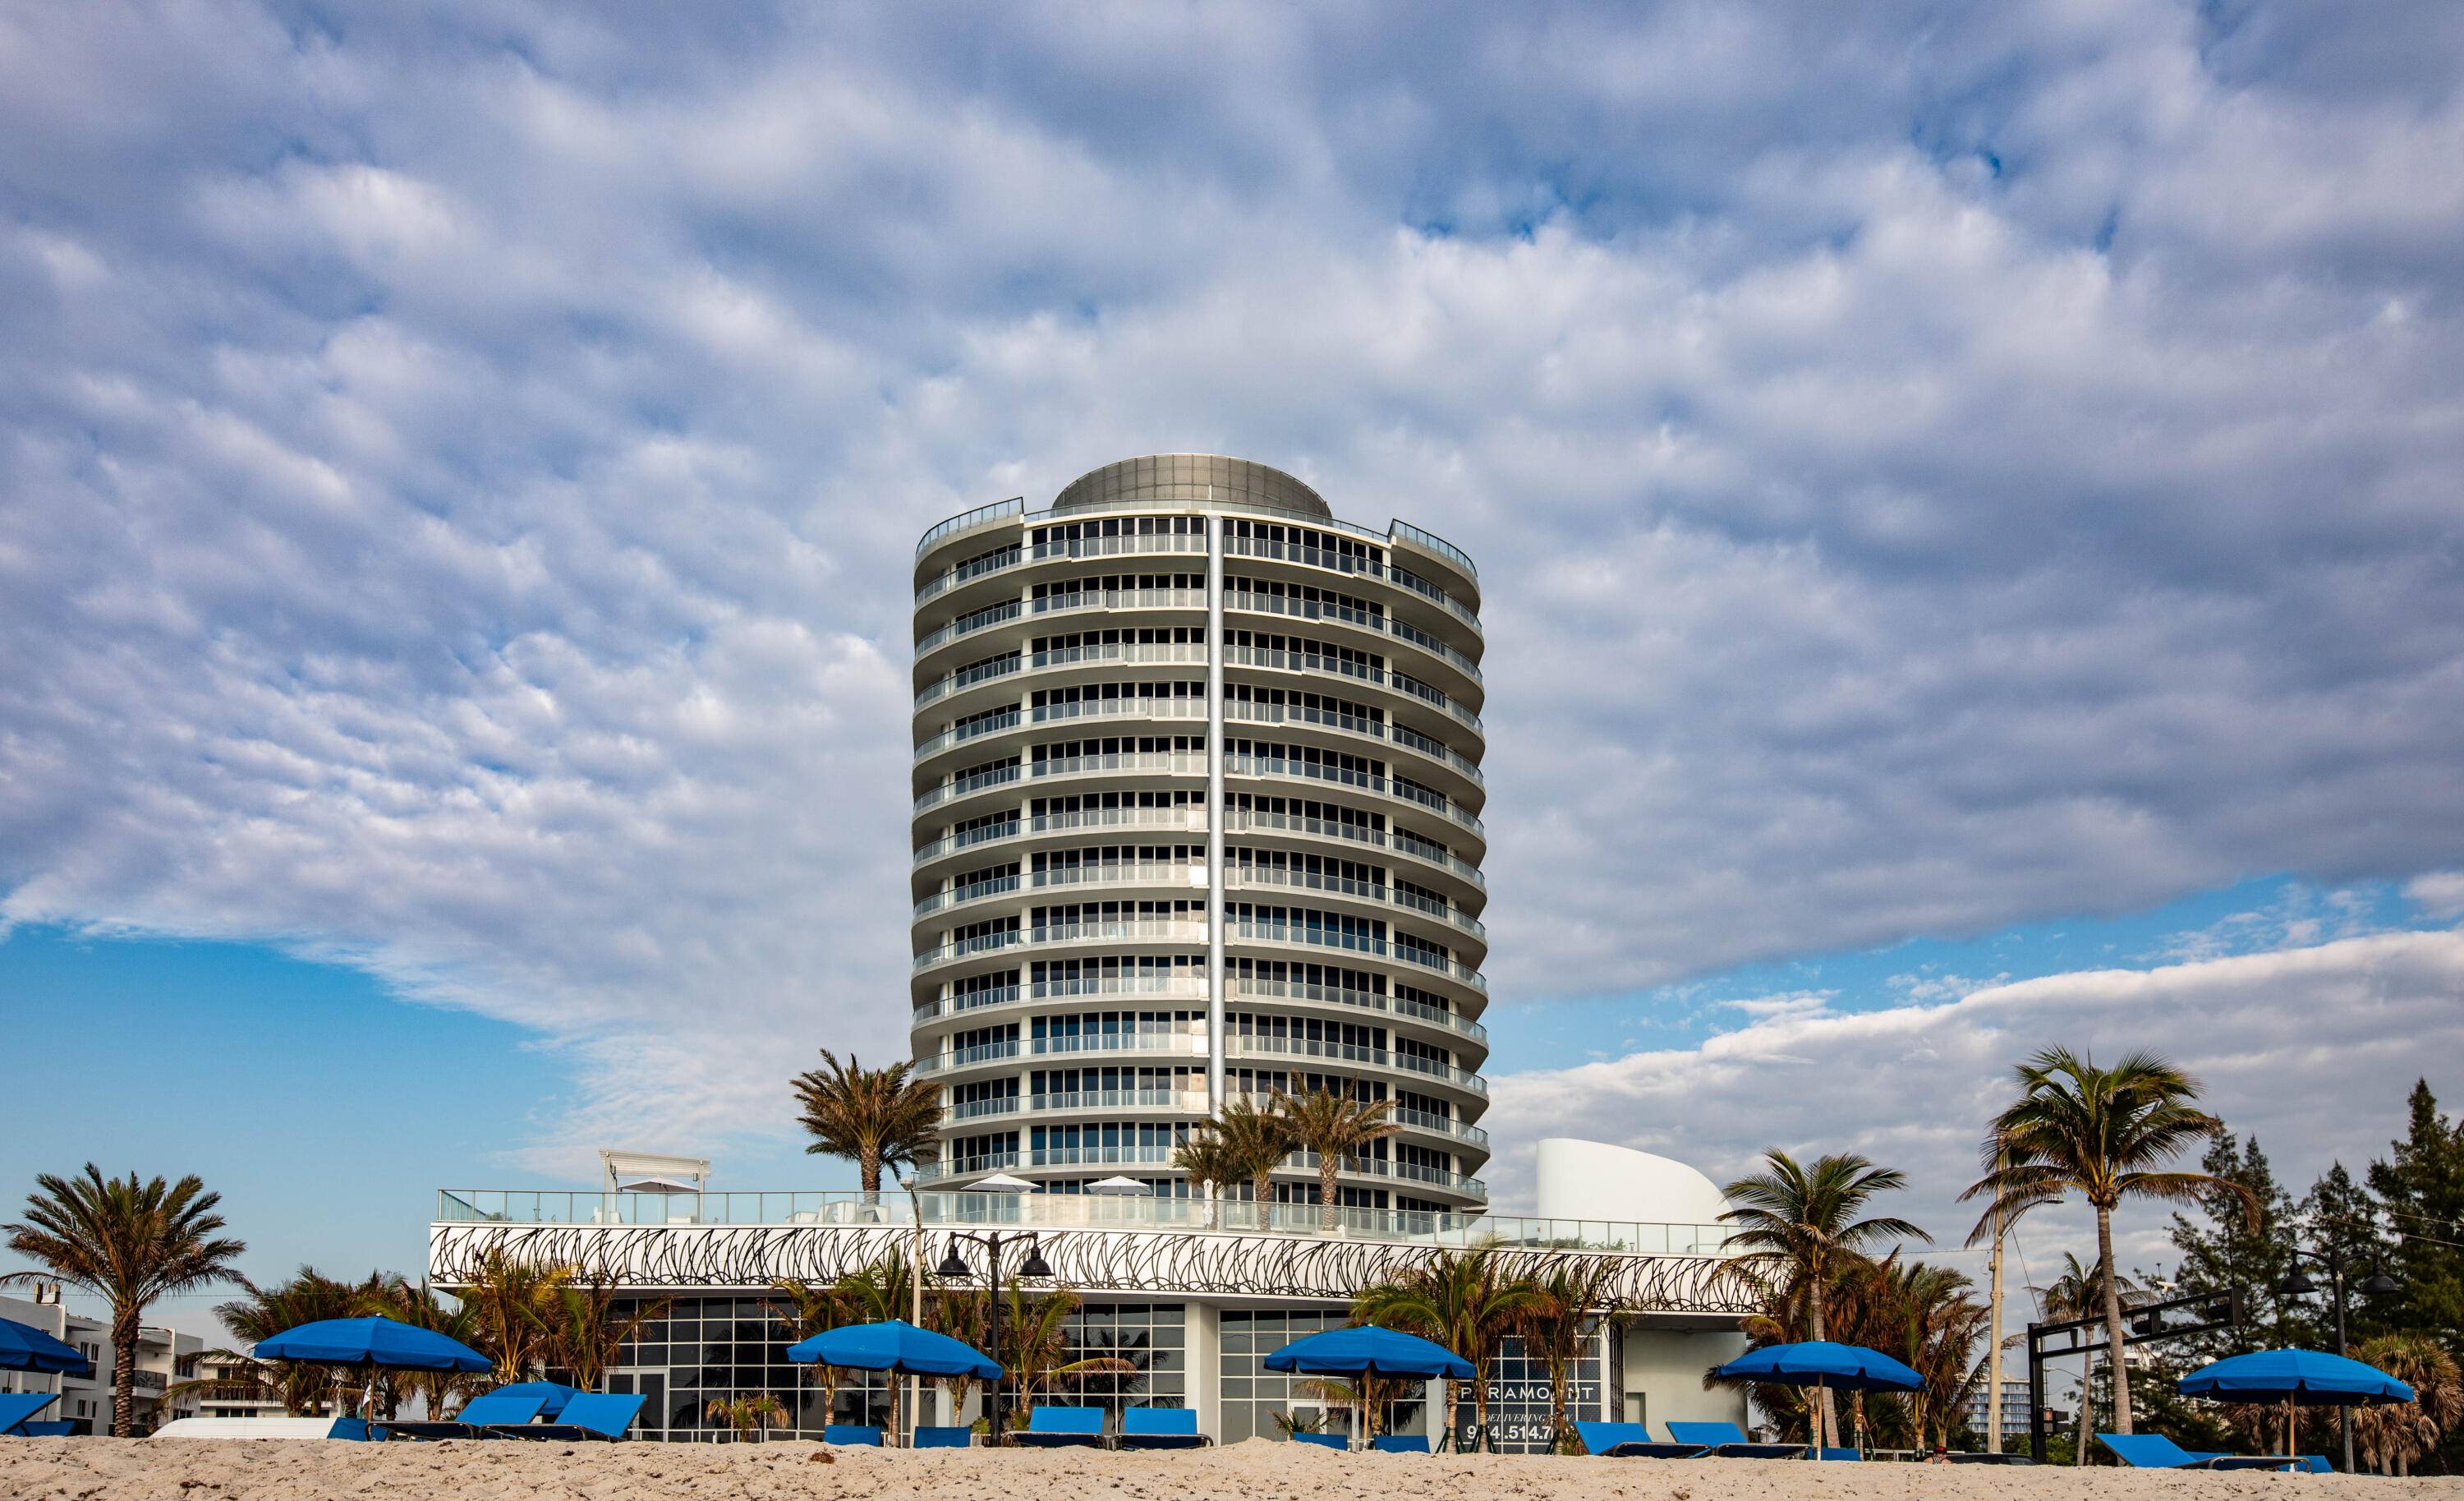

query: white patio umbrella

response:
[967,1172,1037,1192]
[1085,1176,1151,1195]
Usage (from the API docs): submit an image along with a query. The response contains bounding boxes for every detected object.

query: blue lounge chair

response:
[1119,1407,1209,1449]
[1665,1420,1809,1459]
[823,1423,885,1446]
[1947,1452,2037,1465]
[914,1425,973,1448]
[1290,1430,1348,1450]
[490,1393,644,1442]
[0,1393,62,1436]
[384,1387,549,1439]
[1014,1406,1106,1448]
[2098,1434,2305,1471]
[1371,1434,1431,1453]
[1574,1420,1711,1458]
[1818,1447,1861,1461]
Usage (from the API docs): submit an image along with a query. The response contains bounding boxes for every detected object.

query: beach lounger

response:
[2098,1434,2306,1471]
[1014,1406,1106,1448]
[1371,1434,1431,1453]
[1290,1430,1348,1451]
[0,1393,61,1436]
[488,1393,644,1442]
[1818,1447,1861,1461]
[1665,1420,1809,1459]
[1574,1420,1711,1458]
[1946,1452,2036,1464]
[915,1425,973,1448]
[1119,1407,1209,1448]
[383,1388,548,1439]
[823,1423,885,1446]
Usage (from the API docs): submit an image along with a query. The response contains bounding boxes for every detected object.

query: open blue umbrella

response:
[2181,1348,2416,1462]
[255,1315,491,1373]
[0,1318,93,1379]
[785,1319,1001,1379]
[1714,1342,1922,1458]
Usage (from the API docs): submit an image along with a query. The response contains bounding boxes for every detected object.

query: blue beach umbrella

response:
[2180,1347,2415,1461]
[255,1315,490,1421]
[0,1317,93,1379]
[1264,1325,1472,1450]
[785,1319,1002,1379]
[1714,1342,1922,1457]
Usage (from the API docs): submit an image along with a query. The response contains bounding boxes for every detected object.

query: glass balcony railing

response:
[436,1189,1731,1255]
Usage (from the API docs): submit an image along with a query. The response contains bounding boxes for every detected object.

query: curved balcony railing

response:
[1288,1149,1485,1197]
[1226,589,1482,688]
[1393,1107,1490,1148]
[1230,920,1486,995]
[1225,1034,1487,1096]
[1221,645,1483,739]
[1222,808,1483,891]
[916,497,1024,558]
[916,544,1025,606]
[1225,866,1486,942]
[916,641,1211,711]
[916,861,1197,918]
[913,808,1207,868]
[1225,702,1483,792]
[1230,978,1486,1045]
[913,1029,1209,1076]
[1390,519,1478,584]
[913,918,1207,974]
[917,588,1212,665]
[916,749,1207,813]
[915,651,1024,708]
[1227,754,1484,840]
[915,598,1024,658]
[1223,536,1479,633]
[949,1095,1023,1121]
[1032,1089,1207,1115]
[912,976,1210,1024]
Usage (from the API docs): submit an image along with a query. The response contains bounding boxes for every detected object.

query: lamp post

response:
[2274,1245,2398,1472]
[936,1230,1052,1443]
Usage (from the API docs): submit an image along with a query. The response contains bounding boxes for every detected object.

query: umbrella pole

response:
[1814,1377,1825,1458]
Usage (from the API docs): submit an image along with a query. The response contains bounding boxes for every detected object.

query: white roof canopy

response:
[600,1149,710,1195]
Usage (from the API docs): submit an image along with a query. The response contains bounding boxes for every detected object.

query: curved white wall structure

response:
[1534,1138,1730,1226]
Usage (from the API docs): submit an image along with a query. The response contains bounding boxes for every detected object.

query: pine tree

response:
[2362,1080,2464,1470]
[2168,1133,2310,1355]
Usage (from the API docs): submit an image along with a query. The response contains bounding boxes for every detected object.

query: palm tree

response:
[1964,1047,2252,1435]
[539,1271,669,1394]
[835,1252,922,1434]
[766,1278,851,1427]
[174,1266,373,1417]
[2,1165,246,1436]
[377,1278,489,1420]
[2034,1252,2138,1463]
[792,1050,942,1204]
[1355,1244,1545,1450]
[1963,1140,2058,1454]
[1877,1261,1988,1449]
[706,1391,786,1441]
[2352,1333,2461,1476]
[1211,1097,1295,1219]
[456,1247,573,1384]
[1170,1130,1240,1228]
[994,1285,1132,1423]
[1718,1149,1928,1452]
[1272,1081,1399,1231]
[1514,1259,1623,1453]
[926,1286,990,1424]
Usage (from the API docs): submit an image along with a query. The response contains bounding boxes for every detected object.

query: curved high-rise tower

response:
[908,454,1488,1218]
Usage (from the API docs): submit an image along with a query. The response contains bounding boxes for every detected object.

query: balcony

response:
[911,917,1207,974]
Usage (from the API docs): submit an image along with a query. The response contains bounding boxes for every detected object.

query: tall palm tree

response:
[2,1165,246,1436]
[2351,1333,2459,1476]
[1718,1149,1928,1452]
[1355,1244,1545,1450]
[174,1266,373,1417]
[1272,1081,1399,1232]
[1211,1097,1295,1218]
[835,1251,922,1435]
[377,1277,489,1420]
[1513,1259,1623,1453]
[456,1247,573,1384]
[994,1285,1131,1424]
[1963,1047,2252,1435]
[539,1271,670,1394]
[1878,1261,1988,1450]
[791,1050,942,1203]
[766,1278,851,1427]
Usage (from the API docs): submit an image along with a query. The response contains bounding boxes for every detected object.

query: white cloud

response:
[1487,928,2464,1271]
[1,2,2462,1160]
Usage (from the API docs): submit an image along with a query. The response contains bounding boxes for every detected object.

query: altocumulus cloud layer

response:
[2,2,2462,1158]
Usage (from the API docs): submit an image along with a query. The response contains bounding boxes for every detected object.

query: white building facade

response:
[0,1290,205,1435]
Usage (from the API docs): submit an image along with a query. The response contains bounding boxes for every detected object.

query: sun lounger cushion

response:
[1119,1407,1207,1447]
[2097,1434,2304,1471]
[1574,1420,1708,1457]
[824,1423,885,1446]
[1818,1447,1861,1461]
[1014,1407,1106,1447]
[914,1425,973,1448]
[1663,1420,1806,1458]
[1372,1434,1431,1453]
[490,1393,645,1442]
[1291,1430,1348,1450]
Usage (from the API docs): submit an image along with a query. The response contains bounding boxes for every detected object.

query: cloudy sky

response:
[4,0,2462,1315]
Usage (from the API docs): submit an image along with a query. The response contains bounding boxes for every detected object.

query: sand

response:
[2,1439,2456,1501]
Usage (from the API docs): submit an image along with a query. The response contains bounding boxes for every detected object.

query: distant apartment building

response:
[1961,1380,2044,1446]
[0,1289,205,1434]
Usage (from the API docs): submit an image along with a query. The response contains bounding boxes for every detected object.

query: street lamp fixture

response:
[2273,1240,2402,1473]
[936,1229,1052,1443]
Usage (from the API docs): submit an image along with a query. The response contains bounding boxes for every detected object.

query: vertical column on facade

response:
[1205,510,1227,1112]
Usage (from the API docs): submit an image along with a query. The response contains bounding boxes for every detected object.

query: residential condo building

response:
[907,454,1491,1214]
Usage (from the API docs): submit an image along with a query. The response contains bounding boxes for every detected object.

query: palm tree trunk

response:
[1548,1359,1570,1453]
[112,1305,140,1438]
[1806,1282,1835,1450]
[1319,1160,1339,1232]
[1986,1211,2006,1454]
[862,1148,881,1206]
[1471,1364,1490,1453]
[1253,1172,1273,1221]
[2094,1204,2132,1434]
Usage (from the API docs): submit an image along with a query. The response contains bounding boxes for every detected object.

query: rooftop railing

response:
[436,1189,1732,1255]
[916,497,1025,557]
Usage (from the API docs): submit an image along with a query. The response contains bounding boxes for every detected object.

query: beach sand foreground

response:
[5,1439,2461,1501]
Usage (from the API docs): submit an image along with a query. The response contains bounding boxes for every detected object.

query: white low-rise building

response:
[0,1289,205,1435]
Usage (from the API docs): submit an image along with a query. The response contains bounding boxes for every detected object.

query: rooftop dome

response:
[1051,454,1330,520]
